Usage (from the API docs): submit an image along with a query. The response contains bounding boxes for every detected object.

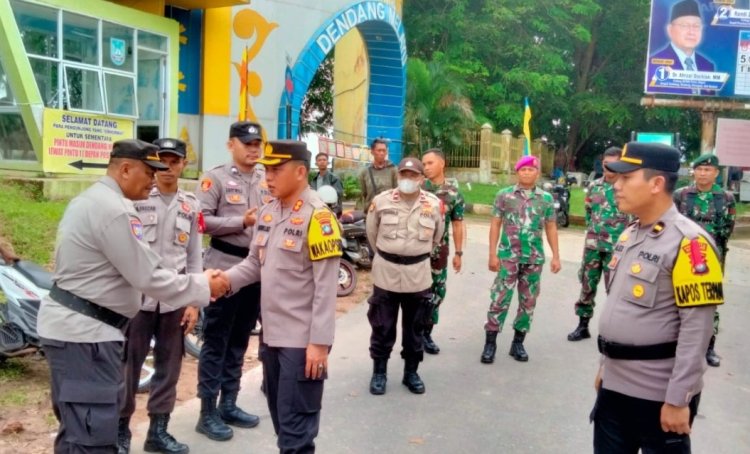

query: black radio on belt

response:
[597,335,677,361]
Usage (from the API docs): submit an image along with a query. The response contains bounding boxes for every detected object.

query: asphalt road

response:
[131,222,750,453]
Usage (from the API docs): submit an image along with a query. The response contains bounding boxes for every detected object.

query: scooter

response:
[544,182,571,228]
[316,186,372,297]
[0,257,155,392]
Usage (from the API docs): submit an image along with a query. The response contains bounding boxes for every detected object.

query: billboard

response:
[645,0,750,97]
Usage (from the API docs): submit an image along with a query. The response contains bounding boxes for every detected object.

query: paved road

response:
[131,222,750,453]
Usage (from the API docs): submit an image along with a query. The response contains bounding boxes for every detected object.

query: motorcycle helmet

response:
[317,185,339,205]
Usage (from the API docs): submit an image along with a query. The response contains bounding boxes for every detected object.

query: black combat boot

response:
[218,391,260,428]
[369,358,388,395]
[144,414,189,454]
[423,325,440,355]
[480,331,498,364]
[706,335,721,367]
[509,330,529,362]
[402,360,425,394]
[117,417,131,454]
[195,397,233,441]
[567,317,591,341]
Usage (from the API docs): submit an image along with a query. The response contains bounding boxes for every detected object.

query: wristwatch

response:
[455,251,463,257]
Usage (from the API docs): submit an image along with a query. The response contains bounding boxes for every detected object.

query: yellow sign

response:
[42,108,134,175]
[673,236,724,307]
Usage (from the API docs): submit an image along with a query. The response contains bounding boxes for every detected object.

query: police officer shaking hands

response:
[37,139,229,454]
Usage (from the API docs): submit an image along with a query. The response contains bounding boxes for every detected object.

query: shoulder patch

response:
[673,236,724,308]
[130,218,144,240]
[200,178,213,192]
[308,208,343,261]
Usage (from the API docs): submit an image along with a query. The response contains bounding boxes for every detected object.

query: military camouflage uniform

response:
[574,178,631,318]
[674,183,736,335]
[423,179,465,324]
[486,185,555,333]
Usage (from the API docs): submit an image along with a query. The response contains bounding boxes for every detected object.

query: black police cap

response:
[229,121,263,143]
[671,0,701,22]
[605,142,681,174]
[258,140,311,167]
[110,139,168,170]
[153,138,186,158]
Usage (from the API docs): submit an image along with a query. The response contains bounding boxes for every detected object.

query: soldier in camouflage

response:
[673,153,736,367]
[480,155,561,364]
[568,147,631,341]
[421,149,466,354]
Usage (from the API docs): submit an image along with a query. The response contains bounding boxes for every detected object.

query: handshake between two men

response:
[204,269,231,299]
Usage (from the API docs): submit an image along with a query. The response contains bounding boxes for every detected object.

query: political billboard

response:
[645,0,750,98]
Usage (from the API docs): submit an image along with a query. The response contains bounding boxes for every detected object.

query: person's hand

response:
[204,269,229,299]
[243,207,258,228]
[488,255,500,272]
[594,366,603,392]
[660,403,691,435]
[181,306,199,335]
[452,254,462,273]
[550,257,561,274]
[305,343,329,380]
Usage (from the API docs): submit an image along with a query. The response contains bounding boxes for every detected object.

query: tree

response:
[404,55,476,155]
[301,54,334,136]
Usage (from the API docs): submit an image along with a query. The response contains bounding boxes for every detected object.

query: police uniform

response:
[592,143,721,452]
[673,153,736,367]
[224,141,342,453]
[37,140,211,453]
[365,158,444,395]
[119,139,199,454]
[195,121,270,439]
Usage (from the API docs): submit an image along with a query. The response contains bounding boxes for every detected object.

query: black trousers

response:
[198,282,260,398]
[261,346,325,454]
[367,286,430,362]
[592,387,700,454]
[121,307,185,417]
[42,338,123,453]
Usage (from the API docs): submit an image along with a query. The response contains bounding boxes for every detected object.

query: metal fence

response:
[443,130,481,168]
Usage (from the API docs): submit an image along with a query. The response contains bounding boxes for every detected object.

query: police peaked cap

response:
[110,139,168,170]
[604,142,680,174]
[153,138,187,158]
[230,121,263,143]
[257,140,311,166]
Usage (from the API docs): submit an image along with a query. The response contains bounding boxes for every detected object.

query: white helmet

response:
[317,185,338,204]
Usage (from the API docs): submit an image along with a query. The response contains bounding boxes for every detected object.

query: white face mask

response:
[398,178,420,194]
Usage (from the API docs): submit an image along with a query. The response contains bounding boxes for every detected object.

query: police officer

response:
[421,149,465,354]
[366,157,444,395]
[358,138,398,208]
[481,155,560,364]
[195,121,270,440]
[118,139,200,454]
[592,142,722,452]
[221,140,342,453]
[37,139,228,453]
[568,147,631,341]
[674,153,735,367]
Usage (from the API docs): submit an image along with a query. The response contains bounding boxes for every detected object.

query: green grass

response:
[0,358,26,381]
[0,181,69,266]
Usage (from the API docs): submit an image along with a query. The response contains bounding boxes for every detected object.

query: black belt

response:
[377,249,430,265]
[210,238,249,258]
[49,284,129,330]
[597,335,677,360]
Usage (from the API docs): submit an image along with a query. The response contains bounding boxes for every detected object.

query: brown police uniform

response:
[194,122,270,436]
[37,140,210,453]
[365,158,444,395]
[119,138,200,454]
[225,141,341,453]
[591,142,722,453]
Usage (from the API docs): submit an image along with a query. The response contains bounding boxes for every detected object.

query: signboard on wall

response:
[42,108,133,174]
[716,117,750,166]
[645,0,749,97]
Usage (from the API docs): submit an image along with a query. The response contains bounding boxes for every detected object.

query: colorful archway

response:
[277,1,406,162]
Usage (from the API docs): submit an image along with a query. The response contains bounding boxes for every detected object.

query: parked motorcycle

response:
[544,182,571,228]
[317,185,372,297]
[0,257,155,392]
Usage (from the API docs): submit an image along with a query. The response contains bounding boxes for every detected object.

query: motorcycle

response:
[0,257,155,392]
[316,185,372,297]
[544,182,571,228]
